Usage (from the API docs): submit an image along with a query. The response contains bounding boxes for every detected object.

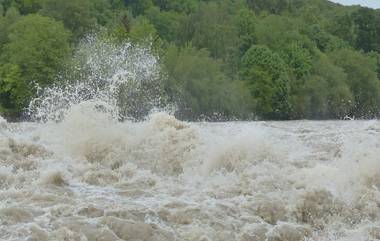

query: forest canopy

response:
[1,0,380,120]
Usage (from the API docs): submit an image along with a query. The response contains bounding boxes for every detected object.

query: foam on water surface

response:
[2,114,380,241]
[2,37,380,241]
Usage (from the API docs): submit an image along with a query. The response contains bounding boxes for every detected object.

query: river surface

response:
[1,109,380,241]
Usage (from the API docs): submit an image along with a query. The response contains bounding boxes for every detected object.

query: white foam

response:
[2,37,380,241]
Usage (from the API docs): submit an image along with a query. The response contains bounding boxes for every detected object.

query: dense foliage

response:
[1,0,380,120]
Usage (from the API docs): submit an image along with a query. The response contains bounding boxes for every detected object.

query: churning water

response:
[2,39,380,241]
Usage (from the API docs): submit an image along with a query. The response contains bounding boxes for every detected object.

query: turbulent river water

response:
[1,113,380,241]
[2,38,380,241]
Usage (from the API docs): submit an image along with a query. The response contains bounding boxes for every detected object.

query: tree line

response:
[1,0,380,120]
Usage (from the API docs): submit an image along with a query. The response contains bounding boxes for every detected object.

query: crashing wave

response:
[27,35,163,122]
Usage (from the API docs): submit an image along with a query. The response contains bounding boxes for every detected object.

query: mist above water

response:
[1,38,380,241]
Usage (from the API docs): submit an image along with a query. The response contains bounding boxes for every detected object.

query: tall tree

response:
[353,8,380,52]
[329,49,380,117]
[40,0,96,39]
[163,45,249,119]
[0,14,70,114]
[240,45,291,119]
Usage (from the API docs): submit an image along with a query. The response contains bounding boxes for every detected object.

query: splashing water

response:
[2,38,380,241]
[28,35,163,122]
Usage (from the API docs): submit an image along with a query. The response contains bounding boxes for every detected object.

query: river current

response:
[2,37,380,241]
[1,110,380,241]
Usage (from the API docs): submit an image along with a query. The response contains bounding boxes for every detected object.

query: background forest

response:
[1,0,380,120]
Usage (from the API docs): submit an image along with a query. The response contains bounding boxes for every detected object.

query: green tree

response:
[247,0,289,14]
[163,45,249,120]
[124,0,153,16]
[40,0,96,39]
[289,55,353,119]
[223,8,257,78]
[305,24,348,53]
[0,64,23,114]
[368,51,380,80]
[154,0,197,13]
[105,10,132,41]
[329,49,380,117]
[13,0,42,14]
[255,15,315,54]
[308,55,353,118]
[127,16,163,50]
[185,1,242,59]
[0,6,19,47]
[282,43,313,79]
[0,14,71,114]
[353,8,380,52]
[145,6,184,43]
[328,12,355,46]
[236,8,257,56]
[240,45,291,119]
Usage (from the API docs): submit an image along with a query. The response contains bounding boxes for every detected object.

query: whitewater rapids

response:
[1,106,380,241]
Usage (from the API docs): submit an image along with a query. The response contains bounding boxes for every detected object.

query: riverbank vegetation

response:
[1,0,380,120]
